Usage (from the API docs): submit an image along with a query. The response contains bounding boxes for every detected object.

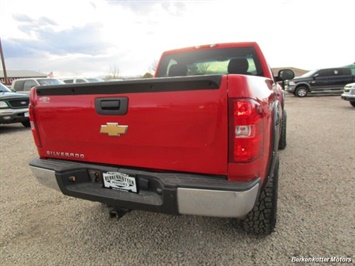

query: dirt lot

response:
[1,94,354,265]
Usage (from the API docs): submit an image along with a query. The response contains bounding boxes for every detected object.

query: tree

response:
[108,64,120,79]
[149,60,158,73]
[142,72,153,78]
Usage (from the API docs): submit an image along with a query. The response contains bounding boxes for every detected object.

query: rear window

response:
[24,80,37,91]
[13,80,25,91]
[156,47,263,77]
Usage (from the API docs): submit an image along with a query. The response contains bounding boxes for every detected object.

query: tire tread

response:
[241,158,279,235]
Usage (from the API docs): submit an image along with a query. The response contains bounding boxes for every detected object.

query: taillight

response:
[229,99,263,162]
[29,88,42,147]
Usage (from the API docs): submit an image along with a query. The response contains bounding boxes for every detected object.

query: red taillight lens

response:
[229,99,263,162]
[234,101,252,116]
[29,88,42,147]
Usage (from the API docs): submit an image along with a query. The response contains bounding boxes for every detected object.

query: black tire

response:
[295,86,308,97]
[241,158,279,235]
[350,101,355,107]
[278,110,287,150]
[21,121,30,127]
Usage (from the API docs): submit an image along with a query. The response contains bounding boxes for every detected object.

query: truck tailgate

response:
[33,76,228,175]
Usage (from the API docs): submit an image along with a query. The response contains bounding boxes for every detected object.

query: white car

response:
[59,77,104,84]
[11,78,64,94]
[341,82,355,107]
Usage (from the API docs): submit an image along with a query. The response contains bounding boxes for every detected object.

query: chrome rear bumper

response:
[30,158,260,218]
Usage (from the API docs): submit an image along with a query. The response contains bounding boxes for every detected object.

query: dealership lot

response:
[1,95,354,265]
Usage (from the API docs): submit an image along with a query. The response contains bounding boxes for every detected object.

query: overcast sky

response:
[1,0,354,77]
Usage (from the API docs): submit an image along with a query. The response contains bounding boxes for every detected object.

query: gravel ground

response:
[1,94,354,265]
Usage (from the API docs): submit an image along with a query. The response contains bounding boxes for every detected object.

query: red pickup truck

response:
[29,42,294,235]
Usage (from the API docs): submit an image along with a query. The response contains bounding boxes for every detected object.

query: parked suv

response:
[11,78,64,94]
[285,67,355,97]
[0,83,30,127]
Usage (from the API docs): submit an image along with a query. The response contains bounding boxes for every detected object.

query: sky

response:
[0,0,355,77]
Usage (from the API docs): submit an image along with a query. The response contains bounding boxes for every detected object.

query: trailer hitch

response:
[109,207,131,220]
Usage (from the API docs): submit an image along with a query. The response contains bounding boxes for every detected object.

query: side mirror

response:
[276,69,295,81]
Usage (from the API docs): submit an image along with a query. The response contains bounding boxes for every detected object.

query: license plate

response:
[103,172,137,193]
[24,112,29,117]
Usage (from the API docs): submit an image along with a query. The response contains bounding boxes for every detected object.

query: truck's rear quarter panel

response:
[33,77,229,175]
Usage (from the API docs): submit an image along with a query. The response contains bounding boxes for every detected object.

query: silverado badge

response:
[100,123,128,136]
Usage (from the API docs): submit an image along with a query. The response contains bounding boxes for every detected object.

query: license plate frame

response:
[102,171,137,193]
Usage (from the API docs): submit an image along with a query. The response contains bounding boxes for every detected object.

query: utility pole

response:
[0,38,8,85]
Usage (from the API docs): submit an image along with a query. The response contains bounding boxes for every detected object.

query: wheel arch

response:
[265,101,281,187]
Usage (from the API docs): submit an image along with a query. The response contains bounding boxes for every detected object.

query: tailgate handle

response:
[101,100,120,110]
[95,97,128,115]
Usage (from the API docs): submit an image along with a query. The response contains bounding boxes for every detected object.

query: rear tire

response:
[295,86,308,97]
[241,157,279,235]
[21,121,30,127]
[350,101,355,107]
[278,110,287,150]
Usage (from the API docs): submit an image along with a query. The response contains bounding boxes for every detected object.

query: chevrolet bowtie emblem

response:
[100,123,128,136]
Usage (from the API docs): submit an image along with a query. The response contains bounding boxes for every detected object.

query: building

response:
[0,70,47,85]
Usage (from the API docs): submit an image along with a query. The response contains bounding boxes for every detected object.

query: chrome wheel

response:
[296,86,308,97]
